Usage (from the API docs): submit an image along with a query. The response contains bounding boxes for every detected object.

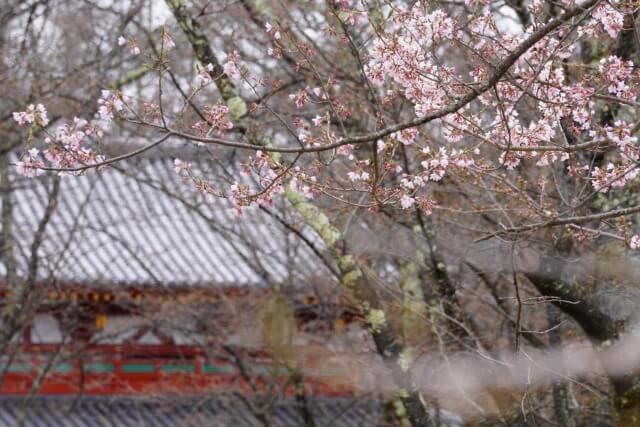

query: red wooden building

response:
[0,157,380,425]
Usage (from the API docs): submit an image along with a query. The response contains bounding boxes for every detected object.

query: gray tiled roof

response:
[0,396,382,427]
[5,157,329,289]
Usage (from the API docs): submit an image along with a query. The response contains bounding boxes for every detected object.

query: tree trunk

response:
[165,2,432,424]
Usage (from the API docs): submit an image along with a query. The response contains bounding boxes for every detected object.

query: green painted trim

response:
[53,363,73,373]
[161,364,194,373]
[85,363,115,373]
[121,363,155,373]
[1,364,31,373]
[202,364,234,374]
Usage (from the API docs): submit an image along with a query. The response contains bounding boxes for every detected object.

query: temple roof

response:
[0,396,382,427]
[0,395,466,427]
[4,156,330,290]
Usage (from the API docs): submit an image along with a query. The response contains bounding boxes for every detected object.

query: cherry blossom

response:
[312,115,325,127]
[161,30,175,50]
[195,63,215,87]
[191,104,234,136]
[223,51,242,80]
[15,0,640,223]
[16,149,45,177]
[289,88,310,109]
[12,2,640,422]
[13,104,49,127]
[267,47,283,59]
[391,129,419,146]
[417,198,436,215]
[592,3,625,39]
[174,158,193,177]
[347,171,370,182]
[265,22,281,40]
[599,55,634,96]
[400,194,416,209]
[591,163,638,192]
[289,172,315,199]
[97,90,125,121]
[118,36,141,55]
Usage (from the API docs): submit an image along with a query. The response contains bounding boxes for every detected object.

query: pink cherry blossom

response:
[592,4,625,39]
[16,148,45,177]
[97,90,125,121]
[400,194,416,209]
[13,104,49,127]
[289,88,310,109]
[174,158,192,176]
[347,171,370,182]
[265,22,281,40]
[161,31,175,50]
[195,63,215,86]
[191,104,234,136]
[599,55,633,96]
[223,51,242,79]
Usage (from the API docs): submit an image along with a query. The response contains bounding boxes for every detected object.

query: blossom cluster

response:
[14,4,640,229]
[97,90,125,121]
[13,104,49,127]
[354,2,640,198]
[118,35,140,56]
[191,104,234,135]
[12,90,126,176]
[223,51,242,80]
[195,63,215,87]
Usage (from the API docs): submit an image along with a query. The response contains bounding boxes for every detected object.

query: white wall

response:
[31,314,63,344]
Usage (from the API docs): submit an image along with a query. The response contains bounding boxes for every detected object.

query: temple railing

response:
[0,344,354,396]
